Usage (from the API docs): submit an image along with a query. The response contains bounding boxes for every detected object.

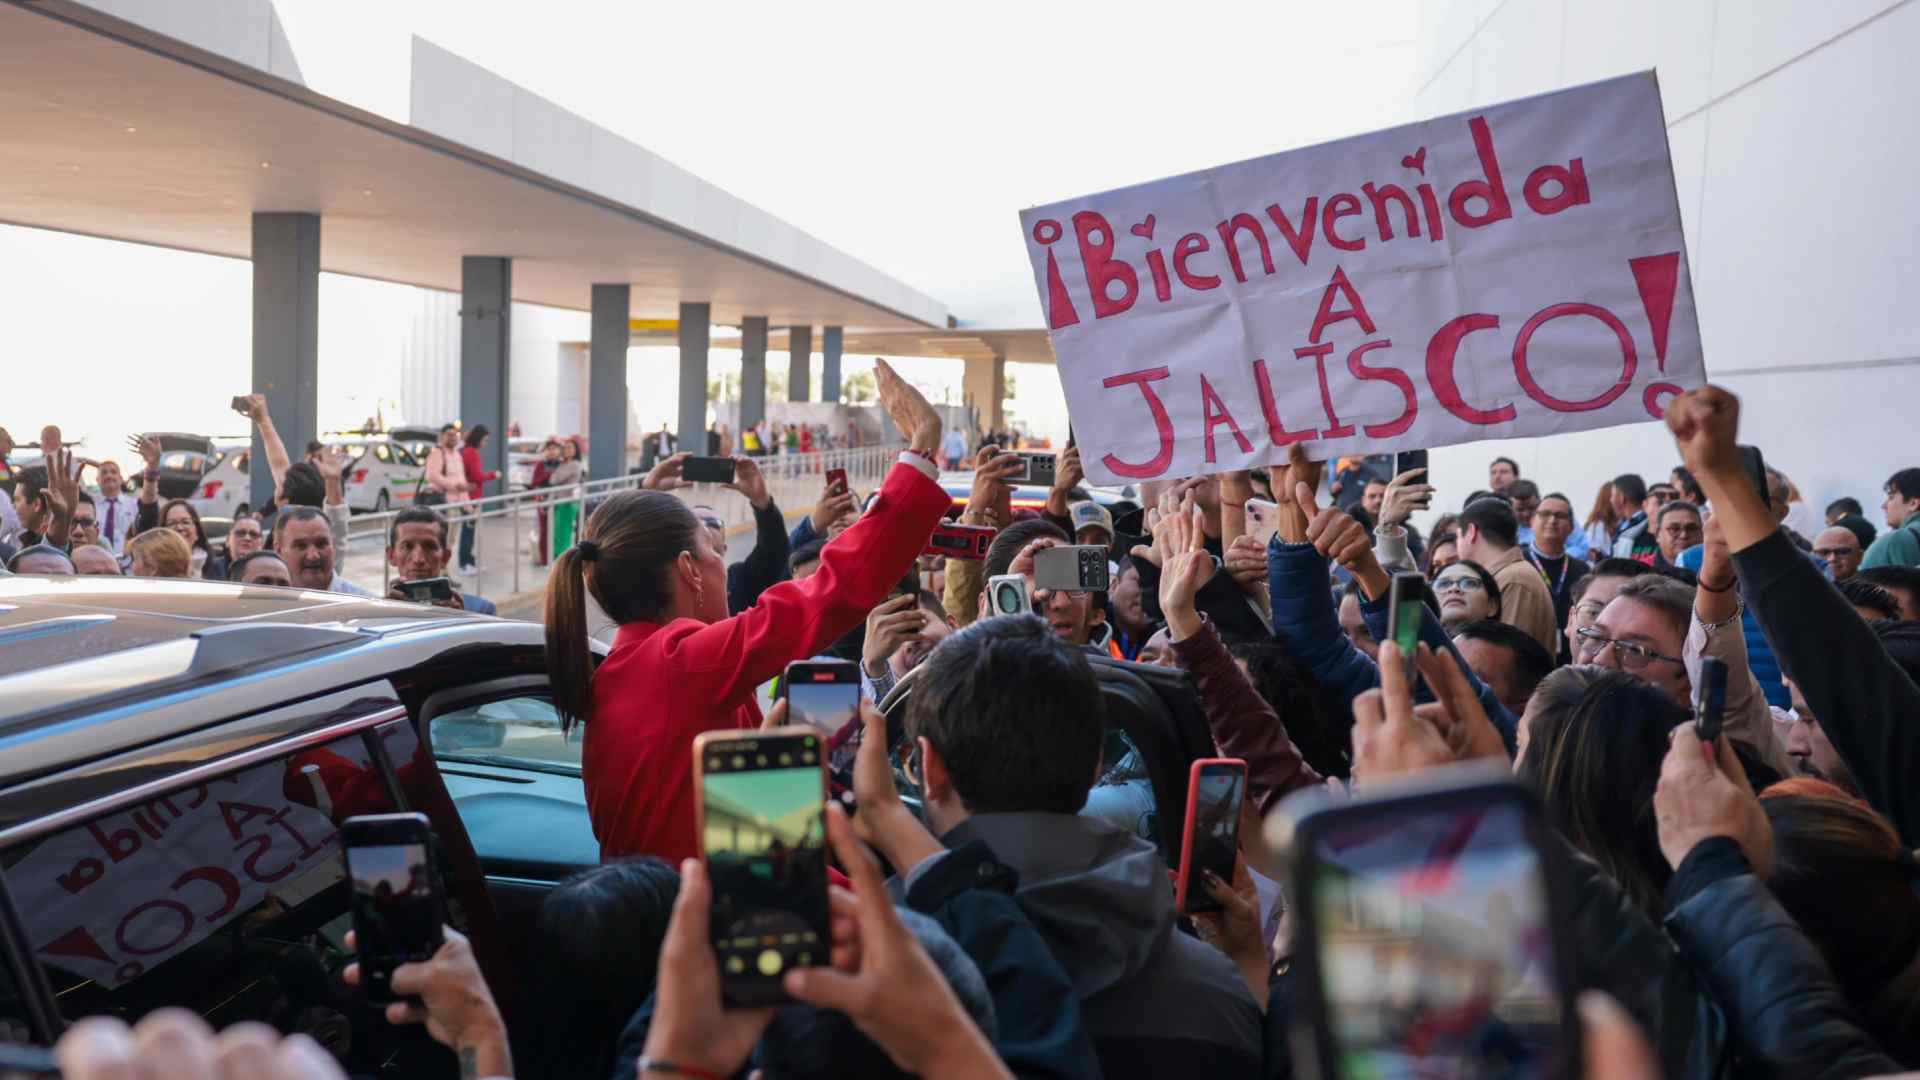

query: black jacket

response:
[1663,837,1901,1079]
[1554,836,1734,1079]
[1735,528,1920,844]
[726,498,791,615]
[900,839,1104,1080]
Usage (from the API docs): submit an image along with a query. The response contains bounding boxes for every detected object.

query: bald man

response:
[71,544,123,576]
[1814,525,1863,583]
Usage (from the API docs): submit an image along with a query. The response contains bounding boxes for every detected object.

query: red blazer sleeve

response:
[653,461,949,708]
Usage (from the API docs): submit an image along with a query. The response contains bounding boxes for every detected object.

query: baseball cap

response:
[1069,500,1113,540]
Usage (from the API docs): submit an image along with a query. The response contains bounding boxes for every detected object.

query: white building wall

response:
[1411,0,1919,525]
[394,290,590,437]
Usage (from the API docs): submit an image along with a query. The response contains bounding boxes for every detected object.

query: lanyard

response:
[1526,548,1574,604]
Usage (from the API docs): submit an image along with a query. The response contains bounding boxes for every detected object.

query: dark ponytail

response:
[546,489,701,730]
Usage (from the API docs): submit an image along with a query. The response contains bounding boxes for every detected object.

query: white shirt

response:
[95,491,139,554]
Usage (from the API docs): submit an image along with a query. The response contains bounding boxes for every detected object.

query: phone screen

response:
[345,838,441,1001]
[1311,798,1565,1077]
[1182,763,1248,914]
[701,733,829,1005]
[683,456,738,484]
[785,668,860,735]
[1388,574,1426,677]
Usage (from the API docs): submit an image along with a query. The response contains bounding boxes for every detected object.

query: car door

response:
[416,676,595,986]
[388,442,426,505]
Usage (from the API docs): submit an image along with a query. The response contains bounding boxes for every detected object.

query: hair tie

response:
[576,539,600,562]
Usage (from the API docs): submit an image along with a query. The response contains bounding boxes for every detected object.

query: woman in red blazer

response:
[547,362,949,864]
[458,424,501,573]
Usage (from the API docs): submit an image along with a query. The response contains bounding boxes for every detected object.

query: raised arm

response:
[1671,385,1920,844]
[241,394,292,494]
[1687,514,1791,776]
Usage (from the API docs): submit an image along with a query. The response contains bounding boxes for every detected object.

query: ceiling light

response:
[123,126,136,134]
[259,160,271,168]
[361,188,373,196]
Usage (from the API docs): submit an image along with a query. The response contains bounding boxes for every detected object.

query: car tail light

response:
[201,481,222,499]
[352,469,368,484]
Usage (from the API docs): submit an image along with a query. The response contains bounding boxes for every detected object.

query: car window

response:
[391,444,418,467]
[431,694,580,776]
[157,451,207,474]
[0,732,403,1063]
[372,444,392,464]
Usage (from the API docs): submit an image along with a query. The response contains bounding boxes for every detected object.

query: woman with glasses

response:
[225,512,264,561]
[1431,559,1502,633]
[158,497,228,581]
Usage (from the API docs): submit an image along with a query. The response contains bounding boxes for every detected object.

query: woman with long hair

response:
[548,436,586,556]
[158,498,228,580]
[546,361,948,863]
[1431,558,1502,633]
[457,424,499,574]
[1583,482,1619,559]
[1518,666,1688,915]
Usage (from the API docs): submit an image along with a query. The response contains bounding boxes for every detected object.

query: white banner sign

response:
[1021,72,1703,485]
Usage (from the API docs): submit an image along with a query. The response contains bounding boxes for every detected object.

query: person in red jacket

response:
[458,424,500,574]
[547,361,949,864]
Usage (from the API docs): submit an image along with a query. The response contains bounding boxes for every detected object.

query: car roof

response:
[0,574,490,713]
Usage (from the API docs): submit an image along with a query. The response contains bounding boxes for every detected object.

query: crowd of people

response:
[13,370,1920,1080]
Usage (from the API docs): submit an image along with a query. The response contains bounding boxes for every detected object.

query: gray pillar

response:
[460,256,513,481]
[678,302,711,452]
[822,325,843,404]
[787,324,812,402]
[589,284,630,479]
[250,212,320,511]
[740,316,768,432]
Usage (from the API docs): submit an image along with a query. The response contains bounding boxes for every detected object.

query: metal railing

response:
[341,443,906,597]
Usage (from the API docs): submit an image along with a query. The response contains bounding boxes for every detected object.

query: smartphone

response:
[1010,452,1058,487]
[693,728,830,1007]
[825,467,849,495]
[1394,448,1429,479]
[683,456,738,484]
[987,573,1031,616]
[1034,545,1111,592]
[1175,758,1249,915]
[396,576,454,604]
[343,812,445,1005]
[1695,656,1728,743]
[1244,498,1281,548]
[1386,572,1426,681]
[924,521,995,561]
[1273,766,1581,1080]
[781,660,860,736]
[1736,445,1769,506]
[230,395,252,417]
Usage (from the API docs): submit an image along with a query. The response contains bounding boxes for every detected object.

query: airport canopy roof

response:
[0,0,951,331]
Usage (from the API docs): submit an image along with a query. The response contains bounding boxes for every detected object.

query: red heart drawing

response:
[1401,147,1427,174]
[1130,214,1156,241]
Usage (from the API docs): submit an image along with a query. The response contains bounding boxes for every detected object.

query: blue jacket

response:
[1679,544,1790,709]
[1266,539,1518,754]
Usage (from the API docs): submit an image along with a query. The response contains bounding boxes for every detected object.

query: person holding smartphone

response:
[548,360,950,865]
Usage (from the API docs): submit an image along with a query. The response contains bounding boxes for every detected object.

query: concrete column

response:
[963,353,1006,435]
[821,325,843,403]
[250,212,320,511]
[589,284,630,479]
[460,256,513,480]
[740,316,769,432]
[787,324,812,402]
[678,302,711,452]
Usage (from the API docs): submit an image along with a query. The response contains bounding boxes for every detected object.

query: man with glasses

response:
[1564,558,1652,664]
[1654,501,1705,572]
[1526,492,1589,661]
[1575,574,1696,702]
[1814,525,1864,582]
[68,492,102,552]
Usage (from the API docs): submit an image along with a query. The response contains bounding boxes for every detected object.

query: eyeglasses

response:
[1813,547,1858,560]
[71,516,98,529]
[229,528,263,540]
[1572,600,1607,620]
[1660,523,1703,538]
[1575,627,1684,671]
[1533,510,1573,522]
[696,516,725,531]
[1433,576,1485,594]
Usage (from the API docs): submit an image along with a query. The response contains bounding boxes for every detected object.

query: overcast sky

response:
[5,0,1420,455]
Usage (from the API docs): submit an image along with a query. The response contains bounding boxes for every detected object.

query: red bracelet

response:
[637,1059,727,1080]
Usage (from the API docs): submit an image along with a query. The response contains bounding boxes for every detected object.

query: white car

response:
[507,437,544,492]
[185,443,254,520]
[336,437,428,513]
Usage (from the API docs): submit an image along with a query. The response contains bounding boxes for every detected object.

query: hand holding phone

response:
[1034,545,1110,593]
[1386,573,1427,683]
[782,660,861,736]
[825,467,849,495]
[1176,759,1249,915]
[344,813,445,1005]
[230,395,253,417]
[693,728,830,1006]
[682,456,739,485]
